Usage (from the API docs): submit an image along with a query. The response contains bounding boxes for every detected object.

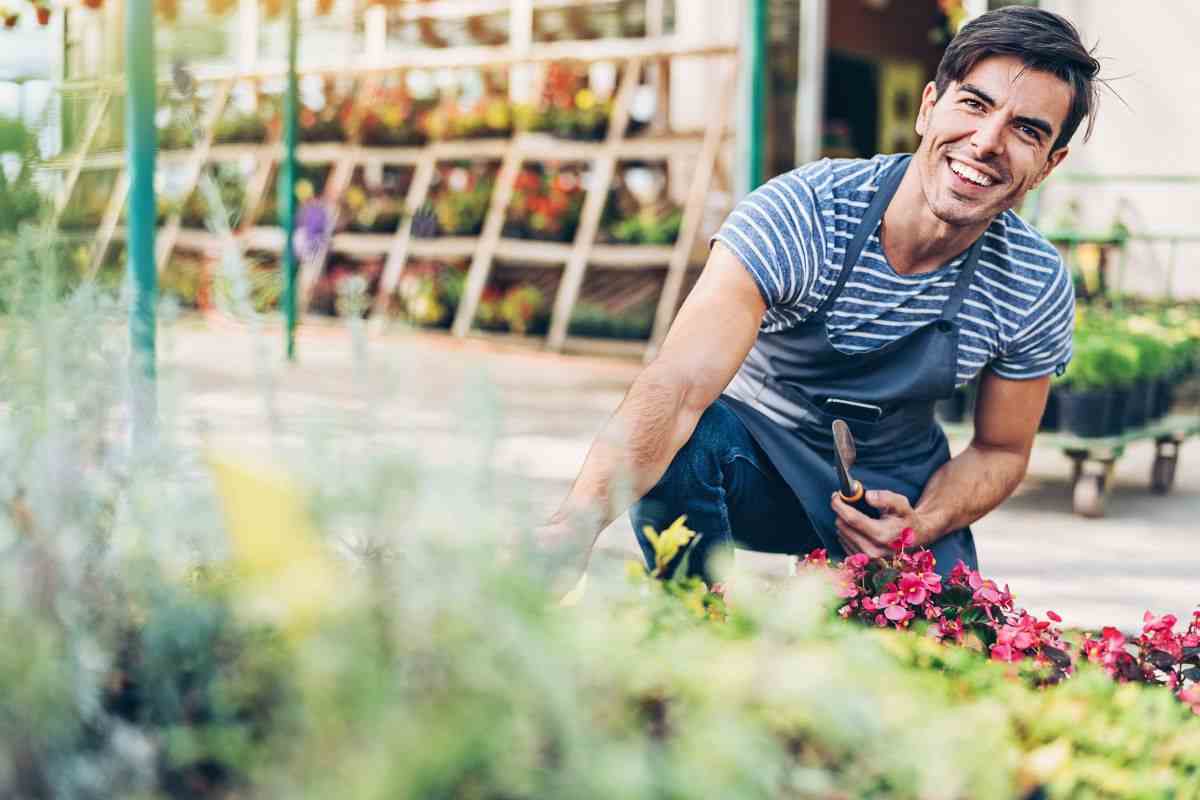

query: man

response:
[540,7,1100,585]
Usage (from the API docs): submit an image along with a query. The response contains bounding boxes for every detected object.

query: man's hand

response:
[532,517,597,598]
[830,490,930,558]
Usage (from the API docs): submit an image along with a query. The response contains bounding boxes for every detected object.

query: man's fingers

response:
[865,489,912,516]
[831,493,887,539]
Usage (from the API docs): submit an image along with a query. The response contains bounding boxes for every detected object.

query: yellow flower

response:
[574,88,596,111]
[295,179,315,203]
[642,515,695,577]
[207,452,340,640]
[381,106,403,128]
[344,186,367,211]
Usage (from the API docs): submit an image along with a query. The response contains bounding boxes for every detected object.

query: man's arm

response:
[538,242,766,568]
[832,369,1049,557]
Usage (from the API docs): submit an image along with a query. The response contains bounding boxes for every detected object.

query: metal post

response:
[281,0,299,361]
[744,0,767,190]
[126,0,158,444]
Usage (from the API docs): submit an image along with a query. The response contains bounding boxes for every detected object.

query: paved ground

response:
[166,316,1200,631]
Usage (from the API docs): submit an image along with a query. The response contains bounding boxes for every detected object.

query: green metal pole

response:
[281,0,299,361]
[127,0,158,442]
[745,0,767,190]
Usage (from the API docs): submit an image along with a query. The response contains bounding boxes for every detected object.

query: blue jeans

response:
[630,398,822,583]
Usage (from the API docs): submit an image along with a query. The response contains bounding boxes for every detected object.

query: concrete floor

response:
[164,316,1200,632]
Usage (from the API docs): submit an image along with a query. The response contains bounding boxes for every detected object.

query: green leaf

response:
[941,586,972,607]
[1042,646,1073,669]
[872,568,899,594]
[1146,649,1177,670]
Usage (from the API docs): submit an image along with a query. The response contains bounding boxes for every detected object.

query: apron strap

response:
[815,155,912,319]
[939,231,986,322]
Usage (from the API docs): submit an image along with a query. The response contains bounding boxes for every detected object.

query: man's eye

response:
[1019,125,1040,140]
[961,98,983,110]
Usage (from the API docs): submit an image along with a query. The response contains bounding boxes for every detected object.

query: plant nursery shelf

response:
[51,132,720,175]
[51,34,738,357]
[326,234,674,270]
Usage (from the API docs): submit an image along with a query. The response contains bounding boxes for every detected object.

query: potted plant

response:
[1056,330,1137,438]
[567,299,655,341]
[394,260,467,328]
[213,109,269,144]
[412,164,493,238]
[503,165,584,242]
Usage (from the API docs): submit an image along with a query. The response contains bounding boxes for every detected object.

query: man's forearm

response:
[549,365,701,540]
[914,441,1030,546]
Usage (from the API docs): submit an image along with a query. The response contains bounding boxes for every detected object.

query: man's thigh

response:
[721,428,822,556]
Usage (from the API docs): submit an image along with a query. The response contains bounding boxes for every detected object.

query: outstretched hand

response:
[830,489,930,559]
[532,518,596,601]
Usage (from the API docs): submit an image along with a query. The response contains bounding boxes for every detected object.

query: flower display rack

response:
[45,32,737,360]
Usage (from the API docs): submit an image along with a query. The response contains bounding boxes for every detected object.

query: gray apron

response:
[721,155,981,576]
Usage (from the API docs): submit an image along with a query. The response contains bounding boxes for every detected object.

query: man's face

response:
[913,55,1073,227]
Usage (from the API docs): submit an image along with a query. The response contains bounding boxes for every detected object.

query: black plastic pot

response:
[1105,389,1128,436]
[1058,389,1113,438]
[1039,388,1060,432]
[1122,380,1150,430]
[1155,377,1175,419]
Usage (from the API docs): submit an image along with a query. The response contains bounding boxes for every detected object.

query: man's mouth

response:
[946,157,1000,191]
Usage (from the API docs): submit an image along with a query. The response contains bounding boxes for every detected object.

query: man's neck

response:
[879,160,993,276]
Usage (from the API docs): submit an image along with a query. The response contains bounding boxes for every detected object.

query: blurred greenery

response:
[0,224,1194,800]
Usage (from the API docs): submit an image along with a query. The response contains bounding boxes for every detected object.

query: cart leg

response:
[1150,437,1180,495]
[1069,454,1113,518]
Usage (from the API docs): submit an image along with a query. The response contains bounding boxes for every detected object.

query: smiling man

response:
[539,7,1101,584]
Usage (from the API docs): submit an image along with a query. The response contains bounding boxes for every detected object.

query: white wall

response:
[1037,1,1200,299]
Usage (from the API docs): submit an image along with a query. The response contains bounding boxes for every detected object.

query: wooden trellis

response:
[46,33,737,358]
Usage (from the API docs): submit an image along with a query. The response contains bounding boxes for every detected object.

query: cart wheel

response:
[1151,455,1177,495]
[1073,474,1106,518]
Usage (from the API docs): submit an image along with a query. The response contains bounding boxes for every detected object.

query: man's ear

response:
[914,81,940,137]
[1032,146,1070,190]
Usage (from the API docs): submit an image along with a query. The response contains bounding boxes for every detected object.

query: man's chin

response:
[928,198,1002,228]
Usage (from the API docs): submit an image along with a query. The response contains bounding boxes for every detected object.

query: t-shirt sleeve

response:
[990,258,1076,380]
[709,169,825,311]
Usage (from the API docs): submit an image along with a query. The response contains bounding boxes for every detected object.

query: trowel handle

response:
[839,480,881,520]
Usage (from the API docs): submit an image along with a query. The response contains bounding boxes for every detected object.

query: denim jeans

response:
[630,398,822,583]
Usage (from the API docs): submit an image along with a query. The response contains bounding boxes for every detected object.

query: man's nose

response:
[971,115,1006,159]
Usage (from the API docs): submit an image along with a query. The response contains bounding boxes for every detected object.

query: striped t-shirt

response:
[712,154,1075,385]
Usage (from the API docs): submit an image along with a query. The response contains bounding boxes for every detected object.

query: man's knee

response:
[657,400,750,489]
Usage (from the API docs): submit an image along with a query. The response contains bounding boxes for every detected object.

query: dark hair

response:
[934,6,1101,152]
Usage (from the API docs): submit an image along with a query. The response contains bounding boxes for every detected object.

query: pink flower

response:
[1047,610,1062,622]
[884,604,914,625]
[898,573,928,606]
[890,527,917,553]
[991,643,1019,662]
[845,553,871,570]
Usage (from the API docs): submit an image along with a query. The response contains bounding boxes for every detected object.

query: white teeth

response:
[950,160,994,186]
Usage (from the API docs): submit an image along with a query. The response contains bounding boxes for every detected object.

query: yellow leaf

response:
[207,452,340,639]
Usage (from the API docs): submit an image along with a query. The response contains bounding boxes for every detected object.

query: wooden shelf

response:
[50,133,722,174]
[49,37,737,358]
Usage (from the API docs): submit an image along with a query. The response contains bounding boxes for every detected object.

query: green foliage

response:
[0,234,1196,799]
[568,299,655,340]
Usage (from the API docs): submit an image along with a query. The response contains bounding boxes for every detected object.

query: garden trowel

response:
[832,419,880,519]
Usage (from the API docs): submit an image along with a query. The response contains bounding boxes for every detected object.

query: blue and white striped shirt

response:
[712,154,1075,385]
